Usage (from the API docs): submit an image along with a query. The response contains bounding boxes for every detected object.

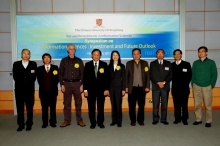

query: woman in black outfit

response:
[108,51,126,127]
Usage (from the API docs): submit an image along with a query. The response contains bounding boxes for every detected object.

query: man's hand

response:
[84,92,88,98]
[104,90,109,96]
[145,88,150,93]
[61,85,65,93]
[80,85,83,93]
[157,82,165,88]
[125,88,128,93]
[122,90,126,96]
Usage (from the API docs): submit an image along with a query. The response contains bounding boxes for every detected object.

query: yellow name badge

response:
[53,70,58,75]
[144,67,149,72]
[99,68,104,73]
[74,63,79,68]
[116,65,121,70]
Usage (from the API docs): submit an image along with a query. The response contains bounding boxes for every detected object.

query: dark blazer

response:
[126,60,150,94]
[13,60,37,95]
[150,60,172,90]
[37,64,59,97]
[107,63,126,90]
[83,60,108,94]
[171,60,192,95]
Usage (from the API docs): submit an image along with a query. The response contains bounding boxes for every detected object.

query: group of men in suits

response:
[13,45,217,131]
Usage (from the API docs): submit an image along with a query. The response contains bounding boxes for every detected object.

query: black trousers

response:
[110,87,122,124]
[40,90,57,125]
[172,93,189,122]
[128,87,146,123]
[152,89,169,122]
[15,89,34,128]
[87,92,105,126]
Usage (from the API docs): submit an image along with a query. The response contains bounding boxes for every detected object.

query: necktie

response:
[160,61,162,66]
[94,63,97,78]
[46,67,49,73]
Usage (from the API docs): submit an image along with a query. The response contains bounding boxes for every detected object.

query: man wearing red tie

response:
[37,53,59,128]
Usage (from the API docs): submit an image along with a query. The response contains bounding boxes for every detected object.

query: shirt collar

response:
[158,59,163,64]
[93,60,99,66]
[45,64,51,69]
[200,57,208,62]
[176,60,182,64]
[22,60,29,64]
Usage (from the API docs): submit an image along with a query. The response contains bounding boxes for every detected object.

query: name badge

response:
[31,70,35,73]
[165,67,169,70]
[183,68,187,72]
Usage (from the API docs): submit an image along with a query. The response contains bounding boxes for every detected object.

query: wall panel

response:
[186,0,204,11]
[205,31,220,48]
[20,0,52,13]
[0,13,11,32]
[115,0,144,12]
[0,72,13,90]
[53,0,83,13]
[185,32,204,50]
[0,33,11,51]
[186,12,204,30]
[84,0,113,12]
[0,0,10,12]
[206,12,220,30]
[145,0,175,12]
[0,53,12,71]
[205,0,220,11]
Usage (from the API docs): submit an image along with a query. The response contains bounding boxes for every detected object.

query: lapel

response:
[131,60,134,78]
[91,61,96,78]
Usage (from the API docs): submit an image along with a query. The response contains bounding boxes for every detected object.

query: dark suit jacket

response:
[150,60,172,90]
[13,60,37,96]
[126,60,150,94]
[171,60,192,96]
[107,63,126,91]
[37,64,59,98]
[83,60,108,94]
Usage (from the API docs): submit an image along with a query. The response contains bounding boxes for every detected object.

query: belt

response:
[64,79,80,82]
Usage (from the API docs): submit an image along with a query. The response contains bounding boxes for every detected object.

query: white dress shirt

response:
[22,60,29,69]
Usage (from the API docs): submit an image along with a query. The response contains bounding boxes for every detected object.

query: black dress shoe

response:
[17,127,24,132]
[50,124,57,128]
[193,121,202,125]
[173,120,181,124]
[117,124,122,127]
[41,125,48,128]
[110,123,116,126]
[138,122,144,126]
[90,125,96,129]
[182,121,188,125]
[152,121,158,125]
[161,121,169,125]
[26,126,32,131]
[205,123,211,128]
[130,122,136,126]
[98,125,105,129]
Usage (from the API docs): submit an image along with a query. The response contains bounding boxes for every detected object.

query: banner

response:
[17,14,180,60]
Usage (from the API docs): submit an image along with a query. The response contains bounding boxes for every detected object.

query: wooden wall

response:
[0,88,220,113]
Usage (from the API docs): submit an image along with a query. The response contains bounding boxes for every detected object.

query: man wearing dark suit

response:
[13,49,37,131]
[83,49,109,129]
[150,49,172,125]
[171,49,192,125]
[37,53,59,128]
[125,48,150,126]
[108,51,126,127]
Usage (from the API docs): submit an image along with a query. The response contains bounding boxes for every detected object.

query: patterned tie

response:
[46,67,49,73]
[94,63,97,78]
